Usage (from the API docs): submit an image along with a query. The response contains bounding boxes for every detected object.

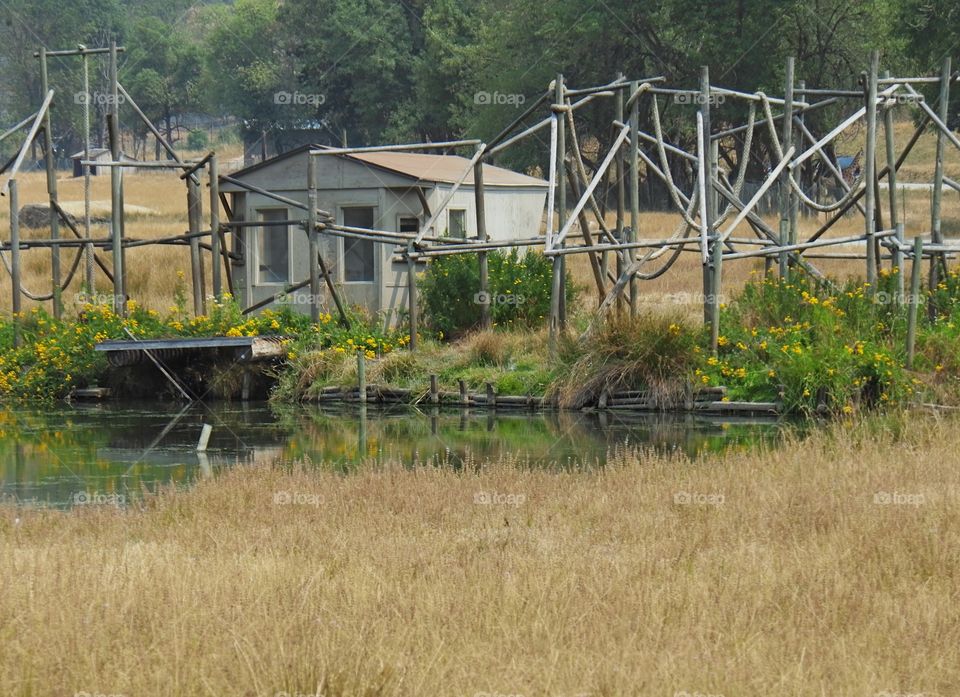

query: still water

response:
[0,402,794,507]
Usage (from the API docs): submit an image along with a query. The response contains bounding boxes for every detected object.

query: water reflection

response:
[0,402,793,507]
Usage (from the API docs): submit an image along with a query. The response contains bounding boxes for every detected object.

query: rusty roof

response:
[223,144,548,189]
[344,151,548,188]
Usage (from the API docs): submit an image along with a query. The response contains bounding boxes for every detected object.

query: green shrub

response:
[187,129,208,150]
[419,250,574,338]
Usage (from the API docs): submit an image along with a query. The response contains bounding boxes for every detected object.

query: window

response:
[399,216,419,234]
[257,208,289,284]
[343,207,376,282]
[448,209,467,239]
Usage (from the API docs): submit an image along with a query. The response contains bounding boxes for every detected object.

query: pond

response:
[0,402,796,508]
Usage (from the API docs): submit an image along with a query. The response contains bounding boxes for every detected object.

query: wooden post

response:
[474,144,490,330]
[459,378,468,406]
[357,350,367,403]
[209,154,222,300]
[430,374,439,404]
[108,42,125,315]
[882,70,899,254]
[38,47,62,318]
[307,155,319,322]
[628,79,640,316]
[779,57,795,275]
[615,74,626,315]
[894,222,905,302]
[407,250,418,351]
[81,47,94,291]
[929,56,951,314]
[10,180,21,347]
[699,66,716,334]
[187,180,205,316]
[864,50,879,290]
[486,381,496,408]
[906,236,923,369]
[549,74,566,354]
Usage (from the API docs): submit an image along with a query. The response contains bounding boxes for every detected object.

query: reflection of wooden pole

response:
[39,47,62,318]
[10,179,21,346]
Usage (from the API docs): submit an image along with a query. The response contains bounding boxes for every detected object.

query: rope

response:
[0,244,85,302]
[757,92,864,213]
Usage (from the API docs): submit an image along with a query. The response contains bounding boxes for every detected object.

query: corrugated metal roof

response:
[344,151,548,188]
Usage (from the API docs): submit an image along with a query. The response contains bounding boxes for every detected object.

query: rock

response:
[17,204,73,229]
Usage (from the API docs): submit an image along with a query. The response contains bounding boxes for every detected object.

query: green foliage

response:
[419,250,572,338]
[700,271,914,414]
[186,129,209,150]
[0,297,398,402]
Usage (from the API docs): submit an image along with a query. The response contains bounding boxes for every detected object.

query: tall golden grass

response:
[1,415,958,695]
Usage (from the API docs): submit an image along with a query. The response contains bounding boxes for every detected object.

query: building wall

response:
[226,154,547,325]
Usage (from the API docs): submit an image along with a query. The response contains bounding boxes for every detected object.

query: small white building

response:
[220,145,548,323]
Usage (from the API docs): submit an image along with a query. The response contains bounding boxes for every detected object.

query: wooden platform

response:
[95,336,287,367]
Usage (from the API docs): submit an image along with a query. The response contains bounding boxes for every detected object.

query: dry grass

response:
[1,415,959,695]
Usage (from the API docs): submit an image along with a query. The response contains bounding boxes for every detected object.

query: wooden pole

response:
[407,251,418,351]
[187,180,205,316]
[699,66,716,334]
[929,56,951,316]
[894,222,905,302]
[628,79,640,316]
[209,154,222,299]
[430,374,439,404]
[307,155,319,322]
[864,51,879,290]
[882,71,899,251]
[906,236,923,369]
[558,76,568,327]
[474,144,490,330]
[357,351,367,403]
[81,48,94,292]
[549,74,566,354]
[108,42,125,314]
[39,47,62,318]
[779,57,795,275]
[10,179,20,347]
[615,74,626,314]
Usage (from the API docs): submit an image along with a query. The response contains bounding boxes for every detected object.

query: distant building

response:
[220,145,549,323]
[69,148,111,177]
